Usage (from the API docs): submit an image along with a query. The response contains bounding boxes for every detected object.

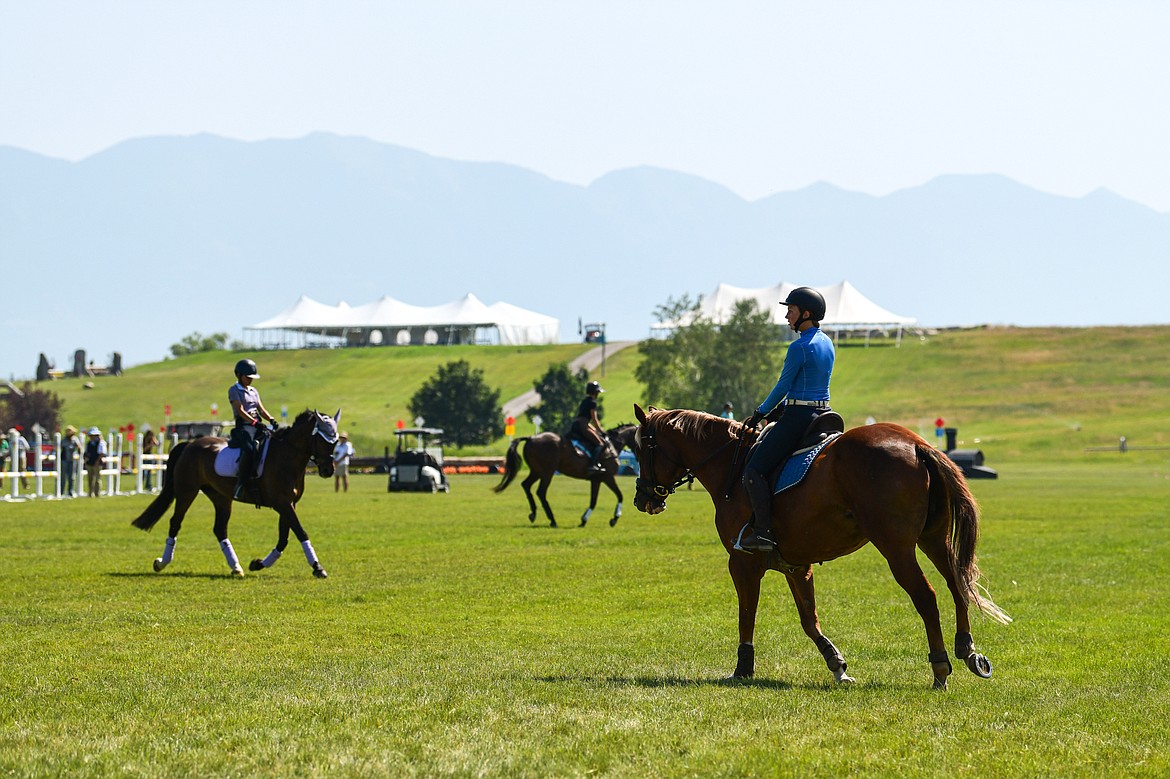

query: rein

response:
[636,418,739,501]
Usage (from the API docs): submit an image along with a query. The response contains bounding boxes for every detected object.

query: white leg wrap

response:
[161,536,177,565]
[220,539,242,574]
[301,540,318,567]
[261,548,282,568]
[615,502,623,518]
[581,507,593,521]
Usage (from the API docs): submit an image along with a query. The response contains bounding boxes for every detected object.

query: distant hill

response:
[3,132,1169,377]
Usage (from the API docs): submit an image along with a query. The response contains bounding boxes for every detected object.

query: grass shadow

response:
[106,571,239,580]
[536,673,795,691]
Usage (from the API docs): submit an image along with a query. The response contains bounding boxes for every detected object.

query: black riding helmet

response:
[781,287,827,326]
[234,358,260,379]
[585,380,604,395]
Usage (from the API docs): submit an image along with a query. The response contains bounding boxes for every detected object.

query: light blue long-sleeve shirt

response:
[756,327,835,414]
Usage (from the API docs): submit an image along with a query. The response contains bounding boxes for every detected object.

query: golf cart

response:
[387,427,449,493]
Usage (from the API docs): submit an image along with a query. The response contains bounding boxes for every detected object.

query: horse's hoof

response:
[549,520,557,528]
[528,513,536,523]
[609,517,619,527]
[833,668,856,684]
[230,566,245,577]
[579,518,587,527]
[152,558,167,573]
[313,566,328,579]
[966,653,993,678]
[249,559,265,572]
[932,677,949,690]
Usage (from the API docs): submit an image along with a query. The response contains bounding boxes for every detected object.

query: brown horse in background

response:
[131,409,340,578]
[631,405,1010,689]
[494,423,638,528]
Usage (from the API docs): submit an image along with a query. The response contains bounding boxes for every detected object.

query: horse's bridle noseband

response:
[636,418,740,508]
[635,423,692,505]
[309,414,339,464]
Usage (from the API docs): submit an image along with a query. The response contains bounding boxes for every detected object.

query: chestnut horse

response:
[631,405,1010,689]
[131,409,340,578]
[494,423,638,528]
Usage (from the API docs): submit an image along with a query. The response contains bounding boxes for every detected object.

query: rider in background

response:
[571,380,608,474]
[737,287,835,553]
[228,359,278,499]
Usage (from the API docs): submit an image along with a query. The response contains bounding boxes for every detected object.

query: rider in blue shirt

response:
[738,287,835,553]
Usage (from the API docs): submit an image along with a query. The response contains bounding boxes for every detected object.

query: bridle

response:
[635,417,739,507]
[308,412,339,466]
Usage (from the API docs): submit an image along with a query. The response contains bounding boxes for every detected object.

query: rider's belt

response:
[785,399,830,409]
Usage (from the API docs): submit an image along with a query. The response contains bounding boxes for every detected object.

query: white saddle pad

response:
[213,438,270,478]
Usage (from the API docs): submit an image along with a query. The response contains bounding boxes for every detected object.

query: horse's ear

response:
[334,408,341,423]
[634,404,648,424]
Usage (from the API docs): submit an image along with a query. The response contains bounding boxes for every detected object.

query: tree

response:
[636,296,783,414]
[702,299,784,416]
[636,295,718,409]
[525,363,593,435]
[408,360,502,448]
[0,382,64,436]
[170,332,231,357]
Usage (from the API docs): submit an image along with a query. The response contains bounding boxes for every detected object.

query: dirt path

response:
[501,340,636,419]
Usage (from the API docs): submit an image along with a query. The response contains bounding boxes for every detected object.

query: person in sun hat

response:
[737,286,835,554]
[332,431,355,492]
[60,425,82,496]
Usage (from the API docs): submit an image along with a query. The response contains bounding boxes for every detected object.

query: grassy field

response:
[5,326,1170,776]
[3,455,1169,777]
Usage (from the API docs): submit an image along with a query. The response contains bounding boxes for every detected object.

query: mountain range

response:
[3,132,1169,378]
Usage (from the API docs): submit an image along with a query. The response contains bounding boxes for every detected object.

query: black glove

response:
[743,412,764,429]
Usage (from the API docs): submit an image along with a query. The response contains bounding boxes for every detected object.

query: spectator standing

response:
[12,428,30,489]
[0,433,9,485]
[141,425,158,490]
[60,425,82,497]
[332,432,354,492]
[83,427,106,497]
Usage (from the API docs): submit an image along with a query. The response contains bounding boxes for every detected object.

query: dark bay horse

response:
[494,423,638,528]
[131,409,340,578]
[631,405,1010,689]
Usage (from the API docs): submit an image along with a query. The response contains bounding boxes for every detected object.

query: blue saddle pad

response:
[568,437,591,458]
[772,433,842,495]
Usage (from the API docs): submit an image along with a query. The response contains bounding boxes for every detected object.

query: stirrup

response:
[733,523,775,553]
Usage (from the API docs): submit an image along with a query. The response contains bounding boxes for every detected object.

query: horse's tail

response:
[493,437,529,493]
[921,444,1012,624]
[131,441,186,531]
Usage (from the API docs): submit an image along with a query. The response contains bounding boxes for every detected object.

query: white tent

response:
[654,280,916,344]
[245,293,560,348]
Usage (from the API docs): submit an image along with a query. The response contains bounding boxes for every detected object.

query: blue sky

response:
[3,1,1169,211]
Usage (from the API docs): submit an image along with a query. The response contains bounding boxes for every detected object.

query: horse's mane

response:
[658,408,735,443]
[272,409,316,442]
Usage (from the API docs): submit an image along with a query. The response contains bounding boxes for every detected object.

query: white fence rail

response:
[2,429,172,502]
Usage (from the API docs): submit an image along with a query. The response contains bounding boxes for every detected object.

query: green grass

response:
[3,456,1170,777]
[8,326,1170,776]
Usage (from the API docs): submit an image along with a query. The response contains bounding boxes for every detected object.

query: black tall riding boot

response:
[738,468,776,553]
[588,445,607,473]
[234,448,253,500]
